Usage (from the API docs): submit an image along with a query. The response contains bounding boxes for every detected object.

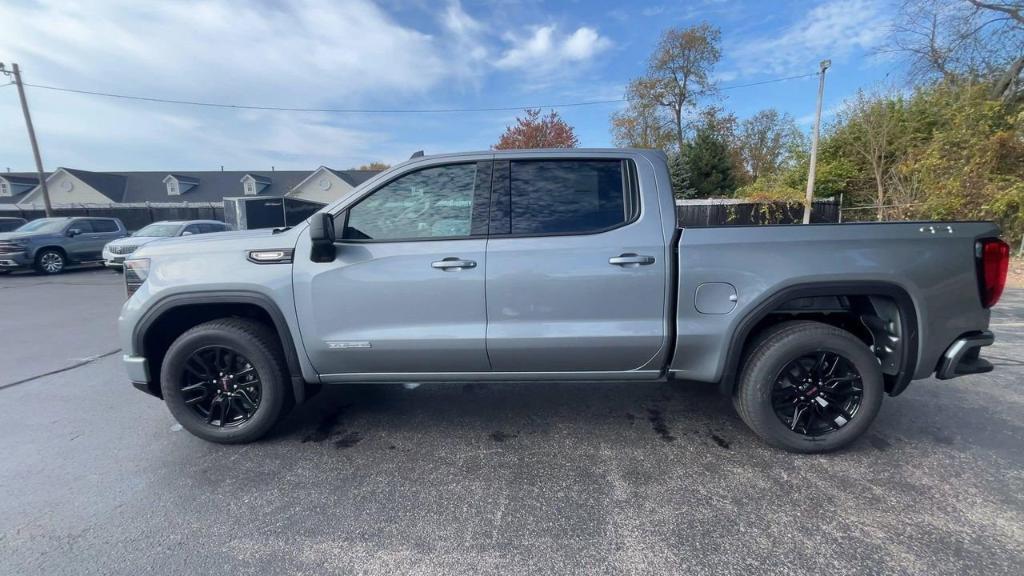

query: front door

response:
[293,161,492,377]
[484,158,667,373]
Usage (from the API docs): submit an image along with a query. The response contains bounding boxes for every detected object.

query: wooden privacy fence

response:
[2,198,842,231]
[676,199,840,227]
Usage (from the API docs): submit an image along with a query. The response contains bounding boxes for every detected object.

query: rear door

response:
[83,219,123,259]
[293,160,493,377]
[484,157,667,373]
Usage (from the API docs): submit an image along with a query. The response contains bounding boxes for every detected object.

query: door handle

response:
[431,257,477,270]
[609,253,655,266]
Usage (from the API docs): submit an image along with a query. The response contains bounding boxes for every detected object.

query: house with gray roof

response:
[2,166,381,207]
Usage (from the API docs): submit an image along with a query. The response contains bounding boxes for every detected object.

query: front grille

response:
[109,245,138,255]
[0,242,22,253]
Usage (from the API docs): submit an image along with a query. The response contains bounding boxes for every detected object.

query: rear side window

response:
[89,219,119,233]
[199,223,224,233]
[508,160,633,235]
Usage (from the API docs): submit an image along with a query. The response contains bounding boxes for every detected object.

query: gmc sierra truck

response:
[119,149,1010,452]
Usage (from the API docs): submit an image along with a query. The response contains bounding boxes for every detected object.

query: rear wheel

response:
[34,249,66,274]
[734,321,883,453]
[160,318,288,443]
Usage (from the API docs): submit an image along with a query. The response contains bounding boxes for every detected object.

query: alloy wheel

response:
[180,345,262,427]
[40,252,63,273]
[771,351,864,437]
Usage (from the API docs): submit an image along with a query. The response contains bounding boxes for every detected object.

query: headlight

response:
[124,258,150,297]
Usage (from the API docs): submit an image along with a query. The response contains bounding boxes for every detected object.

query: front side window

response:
[134,223,181,237]
[69,220,95,234]
[89,219,119,233]
[509,160,630,235]
[343,163,477,241]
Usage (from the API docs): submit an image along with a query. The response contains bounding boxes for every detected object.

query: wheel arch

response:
[133,291,309,404]
[722,281,920,397]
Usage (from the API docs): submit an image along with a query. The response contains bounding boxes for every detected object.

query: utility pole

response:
[1,62,54,217]
[802,59,830,224]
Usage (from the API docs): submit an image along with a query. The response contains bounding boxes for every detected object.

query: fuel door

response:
[695,282,738,315]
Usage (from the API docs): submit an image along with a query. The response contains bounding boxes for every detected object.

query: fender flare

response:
[133,290,309,403]
[722,281,920,396]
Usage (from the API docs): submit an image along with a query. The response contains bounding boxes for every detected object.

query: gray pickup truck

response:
[0,216,127,274]
[118,149,1010,452]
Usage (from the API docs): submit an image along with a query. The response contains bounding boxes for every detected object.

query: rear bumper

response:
[936,331,994,380]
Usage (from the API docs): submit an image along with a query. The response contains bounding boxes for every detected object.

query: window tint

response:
[343,163,478,241]
[199,223,224,233]
[70,220,94,233]
[509,160,630,235]
[182,224,201,235]
[89,219,119,233]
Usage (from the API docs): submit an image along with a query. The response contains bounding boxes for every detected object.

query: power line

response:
[17,71,818,114]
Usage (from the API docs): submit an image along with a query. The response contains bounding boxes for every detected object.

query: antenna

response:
[409,150,424,159]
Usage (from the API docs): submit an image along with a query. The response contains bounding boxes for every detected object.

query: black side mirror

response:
[67,228,81,237]
[309,212,336,262]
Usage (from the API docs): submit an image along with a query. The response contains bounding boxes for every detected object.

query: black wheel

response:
[34,249,66,274]
[735,321,883,453]
[160,318,289,443]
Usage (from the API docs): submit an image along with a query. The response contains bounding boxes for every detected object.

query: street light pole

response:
[802,59,830,225]
[1,62,54,217]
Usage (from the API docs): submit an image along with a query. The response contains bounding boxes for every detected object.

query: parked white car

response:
[103,220,229,269]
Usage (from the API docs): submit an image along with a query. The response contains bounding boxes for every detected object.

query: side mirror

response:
[181,231,193,236]
[67,228,81,237]
[309,212,336,263]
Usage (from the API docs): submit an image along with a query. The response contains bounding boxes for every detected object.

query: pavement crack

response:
[0,349,121,391]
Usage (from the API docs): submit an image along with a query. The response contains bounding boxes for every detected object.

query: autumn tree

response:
[355,162,390,170]
[737,109,804,181]
[610,78,674,150]
[494,108,579,149]
[645,23,722,152]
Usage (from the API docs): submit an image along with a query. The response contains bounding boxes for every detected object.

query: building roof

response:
[0,168,382,205]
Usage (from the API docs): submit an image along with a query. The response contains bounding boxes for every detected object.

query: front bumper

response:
[936,331,994,380]
[103,249,128,268]
[0,251,31,269]
[123,354,151,384]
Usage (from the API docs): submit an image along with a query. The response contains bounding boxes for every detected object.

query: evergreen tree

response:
[669,150,697,199]
[686,128,736,197]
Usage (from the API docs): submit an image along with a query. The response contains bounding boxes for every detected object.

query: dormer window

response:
[240,174,271,196]
[0,180,8,197]
[163,174,198,196]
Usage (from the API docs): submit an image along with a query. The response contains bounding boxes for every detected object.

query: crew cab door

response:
[78,219,122,260]
[484,157,668,373]
[293,161,492,377]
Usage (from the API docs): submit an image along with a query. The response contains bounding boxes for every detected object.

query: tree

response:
[647,23,722,152]
[684,127,737,198]
[669,150,697,198]
[737,109,803,181]
[887,0,1024,103]
[831,90,907,220]
[355,162,390,170]
[494,108,579,149]
[610,78,675,150]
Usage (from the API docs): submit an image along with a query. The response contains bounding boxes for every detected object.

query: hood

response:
[133,227,292,258]
[0,231,57,242]
[107,235,163,248]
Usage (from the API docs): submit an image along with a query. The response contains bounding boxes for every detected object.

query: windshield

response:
[133,223,183,237]
[15,219,68,233]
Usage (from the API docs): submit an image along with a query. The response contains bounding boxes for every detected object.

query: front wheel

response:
[734,321,884,453]
[35,249,66,274]
[160,318,289,443]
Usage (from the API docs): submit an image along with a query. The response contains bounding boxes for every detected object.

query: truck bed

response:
[669,221,999,389]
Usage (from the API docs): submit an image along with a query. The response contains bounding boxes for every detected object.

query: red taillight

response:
[977,238,1009,308]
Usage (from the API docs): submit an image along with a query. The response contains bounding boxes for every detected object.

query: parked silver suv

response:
[103,220,229,269]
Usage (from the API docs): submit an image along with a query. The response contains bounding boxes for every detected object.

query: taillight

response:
[976,238,1009,308]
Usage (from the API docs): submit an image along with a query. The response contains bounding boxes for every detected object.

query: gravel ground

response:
[0,268,1022,575]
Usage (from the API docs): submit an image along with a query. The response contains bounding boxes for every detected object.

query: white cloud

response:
[727,0,890,77]
[496,25,613,72]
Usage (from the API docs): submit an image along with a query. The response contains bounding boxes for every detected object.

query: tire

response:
[160,318,289,444]
[34,249,66,275]
[734,320,884,453]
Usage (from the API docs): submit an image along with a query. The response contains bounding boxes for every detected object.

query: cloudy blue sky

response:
[0,0,898,171]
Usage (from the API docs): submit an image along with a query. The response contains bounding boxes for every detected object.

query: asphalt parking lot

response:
[1,267,1022,575]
